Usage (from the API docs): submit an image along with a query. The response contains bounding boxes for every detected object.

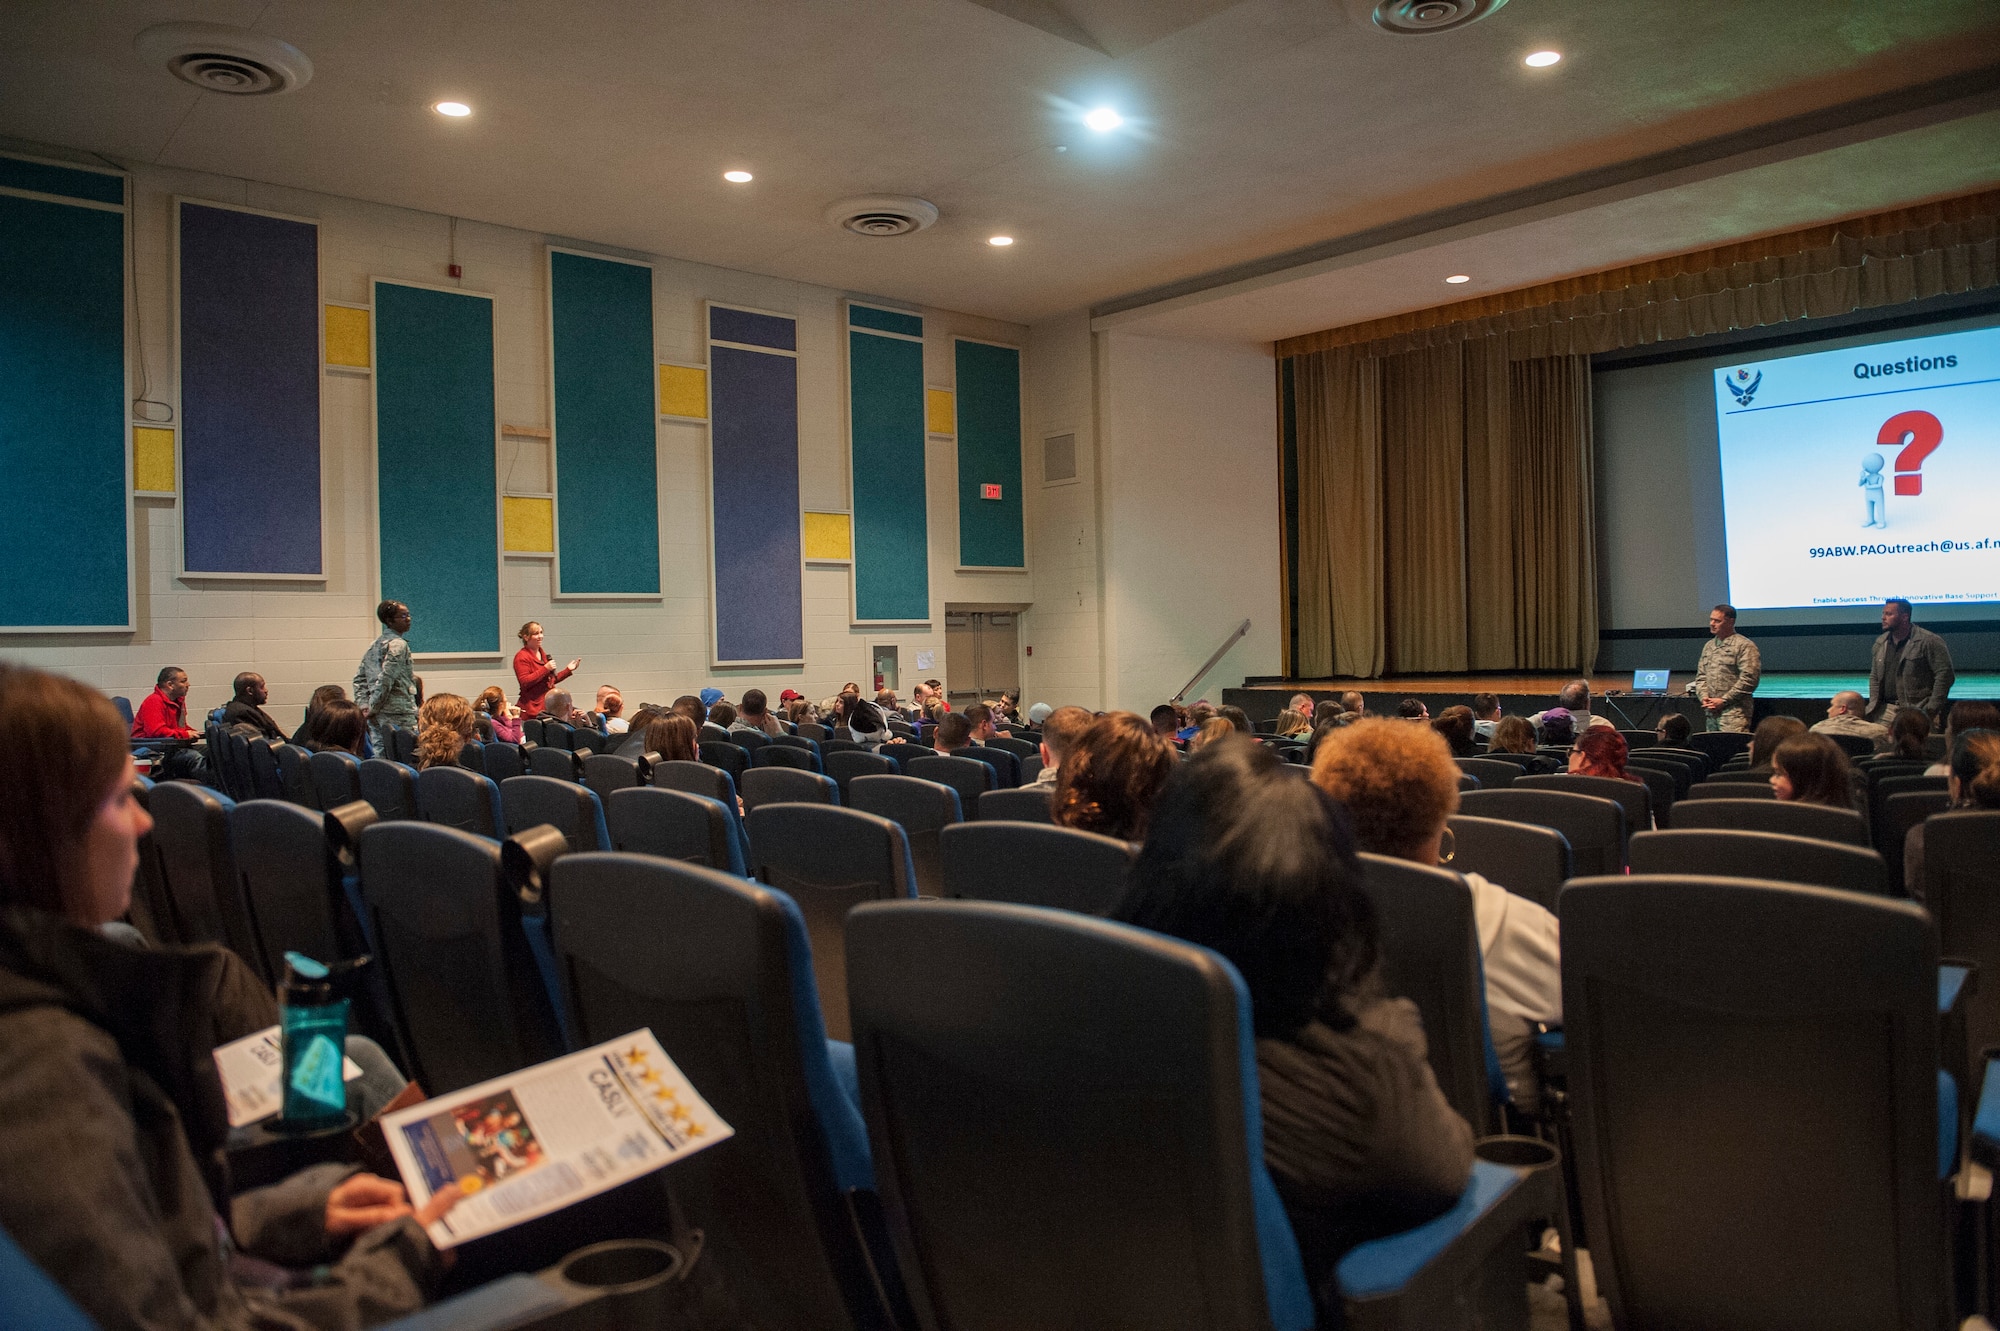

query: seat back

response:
[1684,730,1754,765]
[768,733,820,757]
[580,752,643,803]
[825,749,895,800]
[482,741,527,782]
[1701,769,1776,785]
[547,854,890,1329]
[248,738,284,800]
[603,787,745,875]
[655,758,735,803]
[454,741,486,776]
[1455,757,1520,790]
[308,749,363,811]
[1666,797,1868,846]
[701,723,734,745]
[984,735,1038,760]
[755,744,821,775]
[416,765,504,838]
[1623,755,1693,802]
[356,758,419,821]
[521,717,545,746]
[797,721,831,741]
[1561,875,1943,1330]
[125,780,180,947]
[1447,814,1570,913]
[500,774,610,854]
[939,821,1133,914]
[847,774,962,897]
[229,799,348,969]
[1884,791,1953,891]
[744,804,917,1041]
[701,741,750,781]
[906,755,993,810]
[1682,781,1776,801]
[1457,788,1624,877]
[390,726,418,765]
[528,745,582,781]
[977,787,1052,823]
[1872,775,1950,853]
[1356,854,1496,1134]
[223,729,258,802]
[961,746,1021,789]
[149,781,268,977]
[1928,811,2000,1068]
[273,742,319,809]
[1629,829,1888,895]
[1515,773,1652,846]
[846,900,1312,1331]
[740,767,839,814]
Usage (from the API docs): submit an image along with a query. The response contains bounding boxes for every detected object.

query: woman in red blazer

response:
[513,621,580,717]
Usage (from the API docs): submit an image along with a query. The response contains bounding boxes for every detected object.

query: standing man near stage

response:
[1693,603,1760,732]
[354,600,417,758]
[1866,597,1954,726]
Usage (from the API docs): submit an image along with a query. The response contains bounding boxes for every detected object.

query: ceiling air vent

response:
[824,195,939,238]
[1346,0,1509,35]
[135,21,314,95]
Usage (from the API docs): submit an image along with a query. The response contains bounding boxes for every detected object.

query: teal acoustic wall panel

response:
[373,280,500,654]
[0,164,129,631]
[954,339,1024,569]
[848,304,928,622]
[549,249,659,596]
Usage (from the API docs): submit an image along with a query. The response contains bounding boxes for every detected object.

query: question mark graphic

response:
[1880,410,1943,496]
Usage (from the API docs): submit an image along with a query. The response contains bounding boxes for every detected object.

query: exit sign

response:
[980,483,1002,500]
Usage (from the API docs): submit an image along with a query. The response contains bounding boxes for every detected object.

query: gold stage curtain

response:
[1381,345,1467,672]
[1506,356,1598,672]
[1293,346,1382,678]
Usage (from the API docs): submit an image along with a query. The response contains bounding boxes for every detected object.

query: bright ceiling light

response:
[988,235,1014,247]
[1523,50,1561,67]
[1083,107,1123,132]
[433,100,472,117]
[723,170,753,183]
[1445,274,1471,284]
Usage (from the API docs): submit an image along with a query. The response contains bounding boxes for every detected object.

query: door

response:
[943,611,1019,710]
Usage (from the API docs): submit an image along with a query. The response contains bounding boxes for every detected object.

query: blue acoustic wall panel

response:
[373,280,500,654]
[848,305,928,622]
[708,303,802,664]
[549,249,659,595]
[178,201,322,576]
[954,339,1025,569]
[0,176,129,630]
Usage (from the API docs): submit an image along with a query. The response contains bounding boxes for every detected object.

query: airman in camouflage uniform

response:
[1693,603,1760,733]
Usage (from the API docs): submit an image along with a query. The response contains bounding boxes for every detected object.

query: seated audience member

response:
[671,694,709,729]
[1905,729,2000,898]
[131,664,208,781]
[1025,701,1054,728]
[1340,691,1366,716]
[600,691,628,735]
[1747,715,1807,770]
[1288,692,1317,720]
[1768,734,1853,809]
[990,689,1023,727]
[1218,704,1253,734]
[0,665,460,1328]
[1531,679,1612,732]
[645,714,700,764]
[292,683,349,746]
[1030,705,1095,789]
[1274,708,1310,739]
[735,688,784,736]
[708,701,738,730]
[1176,701,1217,744]
[477,685,523,745]
[1811,690,1889,753]
[611,708,661,757]
[781,697,810,728]
[963,702,1000,745]
[1306,707,1359,760]
[1312,717,1562,1111]
[1537,709,1576,749]
[1431,705,1477,758]
[846,697,890,747]
[540,689,586,730]
[1150,703,1183,741]
[1192,717,1236,750]
[1471,693,1502,743]
[1112,739,1473,1308]
[933,712,975,755]
[700,687,727,716]
[303,698,367,756]
[1655,712,1693,747]
[1397,698,1429,721]
[1927,701,2000,776]
[1569,727,1639,783]
[222,672,286,741]
[1489,716,1561,773]
[1887,707,1931,761]
[1051,711,1177,843]
[414,693,477,771]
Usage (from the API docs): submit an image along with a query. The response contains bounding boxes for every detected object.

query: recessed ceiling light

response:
[433,100,471,117]
[988,235,1014,247]
[1083,107,1123,132]
[723,170,753,183]
[1523,50,1561,67]
[1445,274,1471,284]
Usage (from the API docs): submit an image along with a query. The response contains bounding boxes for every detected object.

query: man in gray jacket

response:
[1866,597,1954,725]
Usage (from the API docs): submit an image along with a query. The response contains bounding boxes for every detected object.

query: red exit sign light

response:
[980,483,1002,500]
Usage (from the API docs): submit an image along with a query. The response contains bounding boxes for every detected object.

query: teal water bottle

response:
[279,951,367,1128]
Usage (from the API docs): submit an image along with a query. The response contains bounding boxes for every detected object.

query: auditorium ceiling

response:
[1,0,1996,337]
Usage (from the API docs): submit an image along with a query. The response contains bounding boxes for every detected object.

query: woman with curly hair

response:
[1051,710,1177,842]
[414,693,477,770]
[1311,717,1561,1110]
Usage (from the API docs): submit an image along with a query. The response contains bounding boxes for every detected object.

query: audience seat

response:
[1702,769,1775,785]
[939,821,1132,914]
[1455,757,1520,790]
[390,727,418,766]
[846,774,961,898]
[500,775,611,854]
[248,738,285,800]
[1458,787,1625,877]
[798,722,832,741]
[875,741,925,772]
[1515,773,1652,849]
[457,741,487,776]
[579,752,644,803]
[1620,758,1686,806]
[1628,828,1889,896]
[725,729,767,754]
[1666,797,1868,846]
[521,717,545,746]
[1447,814,1570,913]
[528,746,582,782]
[1872,775,1950,853]
[308,749,363,811]
[603,786,745,875]
[273,742,318,809]
[743,803,917,1042]
[1681,781,1776,801]
[1861,759,1935,781]
[228,799,352,970]
[700,722,734,745]
[1684,731,1754,765]
[1884,791,1953,891]
[124,780,178,947]
[357,758,419,821]
[960,746,1021,789]
[1927,811,2000,1077]
[416,765,505,839]
[755,743,823,775]
[740,767,839,814]
[906,755,994,811]
[977,787,1052,823]
[483,741,527,782]
[147,781,267,979]
[1823,731,1878,759]
[545,853,910,1329]
[985,735,1038,760]
[1561,874,1962,1328]
[768,733,822,761]
[219,728,258,802]
[1020,752,1045,783]
[825,749,895,801]
[701,741,750,783]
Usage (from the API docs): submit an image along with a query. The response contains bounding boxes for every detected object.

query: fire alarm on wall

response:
[980,483,1002,500]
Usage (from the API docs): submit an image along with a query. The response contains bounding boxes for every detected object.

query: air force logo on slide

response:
[1726,368,1762,407]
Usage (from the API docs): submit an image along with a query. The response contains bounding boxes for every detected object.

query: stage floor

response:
[1235,672,2000,701]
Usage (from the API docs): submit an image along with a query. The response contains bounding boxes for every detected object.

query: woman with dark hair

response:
[1569,727,1638,782]
[1112,740,1472,1311]
[1536,709,1575,749]
[0,665,458,1327]
[291,683,349,746]
[511,620,580,719]
[645,714,700,764]
[1051,711,1177,842]
[1431,705,1477,758]
[1769,733,1852,809]
[303,697,368,755]
[1906,730,2000,897]
[1747,714,1807,770]
[1926,701,2000,775]
[1884,707,1930,762]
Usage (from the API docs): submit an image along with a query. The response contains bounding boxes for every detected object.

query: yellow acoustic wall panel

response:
[926,387,955,436]
[133,426,176,494]
[503,496,555,553]
[325,304,371,368]
[802,511,852,562]
[658,363,708,419]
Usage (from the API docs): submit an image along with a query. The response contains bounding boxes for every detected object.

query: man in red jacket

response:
[131,665,208,780]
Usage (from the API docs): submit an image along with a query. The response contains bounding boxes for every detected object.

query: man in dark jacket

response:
[222,671,287,741]
[1865,597,1955,725]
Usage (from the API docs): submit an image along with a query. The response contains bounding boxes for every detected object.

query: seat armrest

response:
[1972,1053,2000,1168]
[379,1273,581,1330]
[1939,963,1975,1018]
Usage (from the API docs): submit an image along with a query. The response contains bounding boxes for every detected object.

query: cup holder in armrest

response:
[555,1238,682,1291]
[1473,1134,1559,1171]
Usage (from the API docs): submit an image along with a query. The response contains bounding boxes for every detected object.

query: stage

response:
[1221,672,2000,728]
